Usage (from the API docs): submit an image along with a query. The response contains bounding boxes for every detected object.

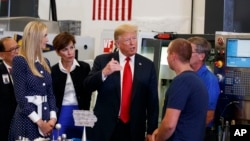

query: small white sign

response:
[73,110,97,127]
[73,110,97,141]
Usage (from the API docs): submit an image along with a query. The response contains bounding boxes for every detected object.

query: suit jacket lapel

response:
[131,54,142,101]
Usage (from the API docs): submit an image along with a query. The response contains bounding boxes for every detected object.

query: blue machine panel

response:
[226,38,250,68]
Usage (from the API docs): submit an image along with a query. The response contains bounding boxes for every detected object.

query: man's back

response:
[163,71,208,141]
[197,64,220,126]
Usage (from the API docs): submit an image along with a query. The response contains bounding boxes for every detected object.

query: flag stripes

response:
[92,0,132,21]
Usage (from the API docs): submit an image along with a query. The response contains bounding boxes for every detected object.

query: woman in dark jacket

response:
[51,32,92,139]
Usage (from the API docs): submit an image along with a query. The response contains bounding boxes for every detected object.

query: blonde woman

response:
[9,21,57,140]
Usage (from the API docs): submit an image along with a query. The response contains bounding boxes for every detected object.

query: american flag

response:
[92,0,132,21]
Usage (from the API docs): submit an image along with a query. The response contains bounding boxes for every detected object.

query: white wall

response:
[38,0,205,57]
[192,0,205,33]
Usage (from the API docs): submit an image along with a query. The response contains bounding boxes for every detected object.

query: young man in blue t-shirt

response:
[151,38,208,141]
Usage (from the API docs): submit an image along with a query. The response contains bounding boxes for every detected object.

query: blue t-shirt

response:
[162,71,208,141]
[197,64,220,127]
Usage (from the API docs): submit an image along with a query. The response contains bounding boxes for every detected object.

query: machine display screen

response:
[226,38,250,67]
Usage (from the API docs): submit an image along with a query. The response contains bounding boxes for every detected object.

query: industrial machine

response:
[214,31,250,141]
[214,31,250,126]
[0,30,95,67]
[140,31,250,140]
[0,17,95,66]
[137,32,215,121]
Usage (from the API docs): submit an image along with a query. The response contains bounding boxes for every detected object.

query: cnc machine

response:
[214,32,250,141]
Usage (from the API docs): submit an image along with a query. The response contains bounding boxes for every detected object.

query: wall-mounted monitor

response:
[226,38,250,67]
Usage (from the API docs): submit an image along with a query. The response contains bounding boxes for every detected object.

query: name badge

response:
[2,74,10,84]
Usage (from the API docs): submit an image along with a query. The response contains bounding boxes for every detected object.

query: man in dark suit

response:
[0,37,19,140]
[84,23,159,141]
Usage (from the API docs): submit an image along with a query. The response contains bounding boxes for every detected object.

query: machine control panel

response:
[214,32,250,97]
[224,69,250,96]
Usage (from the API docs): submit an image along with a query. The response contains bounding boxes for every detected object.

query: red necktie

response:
[120,57,132,123]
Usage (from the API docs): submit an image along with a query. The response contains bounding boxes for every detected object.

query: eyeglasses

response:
[5,46,20,53]
[192,51,204,54]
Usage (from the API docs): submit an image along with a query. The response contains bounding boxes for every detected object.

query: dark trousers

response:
[204,127,217,141]
[110,119,131,141]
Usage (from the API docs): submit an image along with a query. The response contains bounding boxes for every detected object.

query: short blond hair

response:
[114,23,138,40]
